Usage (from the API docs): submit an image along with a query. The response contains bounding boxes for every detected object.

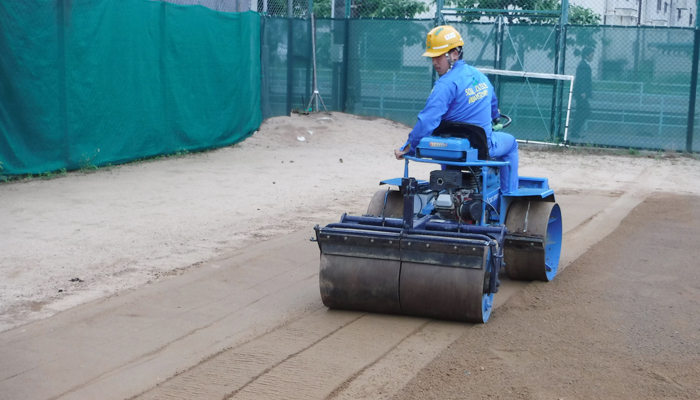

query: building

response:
[416,0,696,27]
[594,0,696,26]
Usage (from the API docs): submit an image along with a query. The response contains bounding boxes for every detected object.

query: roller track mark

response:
[46,259,322,400]
[229,315,429,400]
[328,320,466,400]
[557,165,666,271]
[2,255,318,387]
[136,309,364,400]
[651,371,686,391]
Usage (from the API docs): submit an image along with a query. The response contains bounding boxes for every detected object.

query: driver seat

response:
[431,120,490,161]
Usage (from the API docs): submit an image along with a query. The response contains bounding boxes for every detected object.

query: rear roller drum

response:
[367,189,404,218]
[504,200,563,282]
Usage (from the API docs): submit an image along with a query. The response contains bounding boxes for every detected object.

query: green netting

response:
[261,15,700,153]
[695,33,700,153]
[565,25,695,151]
[0,0,261,176]
[261,17,314,118]
[5,1,699,177]
[345,19,435,125]
[466,23,564,142]
[261,17,437,124]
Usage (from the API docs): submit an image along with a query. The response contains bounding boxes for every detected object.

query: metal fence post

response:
[286,0,294,114]
[493,15,504,102]
[341,18,349,111]
[686,0,700,152]
[551,0,568,141]
[435,0,443,26]
[305,0,313,104]
[431,1,444,86]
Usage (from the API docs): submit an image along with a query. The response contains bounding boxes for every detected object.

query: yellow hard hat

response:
[423,25,464,57]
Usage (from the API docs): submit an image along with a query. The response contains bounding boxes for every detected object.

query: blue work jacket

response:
[401,60,500,156]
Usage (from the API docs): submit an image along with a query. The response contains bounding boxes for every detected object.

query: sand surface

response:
[2,112,700,400]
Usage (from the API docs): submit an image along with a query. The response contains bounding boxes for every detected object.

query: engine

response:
[429,169,483,222]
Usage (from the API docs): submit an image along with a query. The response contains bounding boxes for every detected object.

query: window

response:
[664,2,668,13]
[691,13,694,25]
[678,9,682,20]
[657,0,662,11]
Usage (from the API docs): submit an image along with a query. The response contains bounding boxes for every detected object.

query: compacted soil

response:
[393,193,700,400]
[2,113,700,400]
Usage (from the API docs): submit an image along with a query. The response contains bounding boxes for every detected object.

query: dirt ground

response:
[393,193,700,400]
[2,112,700,400]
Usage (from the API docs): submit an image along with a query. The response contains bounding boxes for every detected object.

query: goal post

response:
[478,68,576,144]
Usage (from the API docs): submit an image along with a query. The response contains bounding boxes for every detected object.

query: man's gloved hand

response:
[492,118,503,131]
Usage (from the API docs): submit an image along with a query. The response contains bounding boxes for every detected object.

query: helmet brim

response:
[423,49,448,57]
[422,40,464,58]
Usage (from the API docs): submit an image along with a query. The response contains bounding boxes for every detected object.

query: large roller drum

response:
[398,233,494,323]
[320,254,401,314]
[318,230,403,314]
[317,227,496,323]
[366,189,404,218]
[504,200,563,282]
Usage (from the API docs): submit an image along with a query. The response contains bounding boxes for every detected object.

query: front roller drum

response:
[504,200,563,282]
[400,261,493,323]
[320,254,402,314]
[319,247,495,323]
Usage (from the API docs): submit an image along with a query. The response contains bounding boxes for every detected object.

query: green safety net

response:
[261,17,699,152]
[564,26,697,151]
[0,0,261,176]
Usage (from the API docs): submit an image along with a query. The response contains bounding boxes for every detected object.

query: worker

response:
[570,47,594,140]
[394,25,519,193]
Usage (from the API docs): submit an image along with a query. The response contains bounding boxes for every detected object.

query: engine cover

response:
[430,170,464,191]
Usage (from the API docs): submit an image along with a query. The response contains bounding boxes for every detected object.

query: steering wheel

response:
[492,114,512,131]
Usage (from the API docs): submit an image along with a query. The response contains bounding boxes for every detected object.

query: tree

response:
[566,4,602,55]
[442,0,600,25]
[569,4,602,25]
[313,0,428,18]
[442,0,601,70]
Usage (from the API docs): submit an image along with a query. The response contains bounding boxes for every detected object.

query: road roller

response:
[313,119,562,323]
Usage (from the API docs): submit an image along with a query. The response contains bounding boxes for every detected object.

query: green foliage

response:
[314,0,428,18]
[79,149,100,173]
[356,0,428,18]
[442,0,601,69]
[313,0,332,17]
[443,0,601,25]
[569,4,601,25]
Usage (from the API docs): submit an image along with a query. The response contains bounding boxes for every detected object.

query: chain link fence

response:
[563,26,696,151]
[260,0,699,152]
[3,0,698,177]
[161,0,254,12]
[257,0,311,16]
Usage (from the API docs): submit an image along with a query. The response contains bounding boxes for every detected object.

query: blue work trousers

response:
[489,131,519,193]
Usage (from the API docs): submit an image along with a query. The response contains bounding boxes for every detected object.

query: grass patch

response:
[521,142,699,161]
[0,148,194,184]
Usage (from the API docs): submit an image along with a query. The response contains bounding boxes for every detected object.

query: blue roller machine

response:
[313,118,562,323]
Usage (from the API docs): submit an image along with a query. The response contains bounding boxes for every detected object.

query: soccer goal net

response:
[478,68,575,144]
